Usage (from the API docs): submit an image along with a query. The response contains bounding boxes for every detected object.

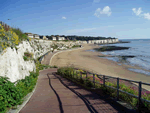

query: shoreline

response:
[91,44,150,76]
[51,44,150,91]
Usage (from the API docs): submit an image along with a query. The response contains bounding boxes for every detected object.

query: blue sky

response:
[1,0,150,39]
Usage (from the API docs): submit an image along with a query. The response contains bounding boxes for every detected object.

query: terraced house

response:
[34,34,39,39]
[25,33,34,38]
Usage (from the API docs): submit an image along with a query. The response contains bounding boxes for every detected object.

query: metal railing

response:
[94,74,150,106]
[69,68,150,110]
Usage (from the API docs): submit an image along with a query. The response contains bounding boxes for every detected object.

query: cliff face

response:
[0,39,82,83]
[0,39,118,83]
[0,39,52,83]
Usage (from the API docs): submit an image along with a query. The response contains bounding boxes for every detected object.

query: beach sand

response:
[50,44,150,91]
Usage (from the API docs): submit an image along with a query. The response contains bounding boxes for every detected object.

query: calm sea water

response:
[98,39,150,75]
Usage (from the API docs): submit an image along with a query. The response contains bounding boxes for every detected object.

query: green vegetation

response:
[0,24,30,53]
[63,40,69,42]
[0,23,60,113]
[23,52,33,61]
[57,67,150,112]
[11,28,29,42]
[0,69,39,113]
[45,35,117,41]
[71,45,81,48]
[0,53,58,113]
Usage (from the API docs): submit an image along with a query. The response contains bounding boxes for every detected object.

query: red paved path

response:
[20,68,137,113]
[20,50,137,113]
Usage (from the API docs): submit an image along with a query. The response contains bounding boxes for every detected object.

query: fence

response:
[66,68,150,111]
[96,74,150,105]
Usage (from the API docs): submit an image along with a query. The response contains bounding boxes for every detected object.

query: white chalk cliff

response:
[0,39,52,83]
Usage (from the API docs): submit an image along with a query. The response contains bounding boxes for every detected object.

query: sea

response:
[92,39,150,76]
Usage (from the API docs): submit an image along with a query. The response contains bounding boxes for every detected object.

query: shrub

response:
[0,69,39,113]
[0,24,30,53]
[0,24,19,51]
[0,24,31,52]
[23,56,28,61]
[53,65,58,68]
[11,28,29,42]
[72,45,81,48]
[0,77,22,112]
[23,52,33,61]
[84,78,93,87]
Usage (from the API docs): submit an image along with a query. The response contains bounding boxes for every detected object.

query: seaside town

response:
[1,0,150,113]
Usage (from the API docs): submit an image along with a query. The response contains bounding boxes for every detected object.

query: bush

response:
[23,52,33,61]
[11,28,29,42]
[0,70,38,113]
[0,24,19,51]
[84,78,93,87]
[0,24,30,53]
[53,65,58,68]
[23,56,28,61]
[0,77,23,113]
[72,45,81,48]
[0,57,40,113]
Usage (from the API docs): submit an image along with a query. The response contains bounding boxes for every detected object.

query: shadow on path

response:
[47,73,64,113]
[52,72,137,113]
[52,72,99,113]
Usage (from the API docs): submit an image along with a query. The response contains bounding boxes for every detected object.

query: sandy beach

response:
[50,44,150,91]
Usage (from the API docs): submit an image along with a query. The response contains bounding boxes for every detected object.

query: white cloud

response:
[62,16,66,19]
[143,13,150,20]
[93,0,100,3]
[132,7,142,16]
[132,7,150,20]
[94,6,111,18]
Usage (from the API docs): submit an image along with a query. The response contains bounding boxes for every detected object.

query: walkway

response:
[20,68,136,113]
[20,48,137,113]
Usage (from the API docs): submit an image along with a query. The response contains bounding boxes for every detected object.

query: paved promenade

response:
[20,48,137,113]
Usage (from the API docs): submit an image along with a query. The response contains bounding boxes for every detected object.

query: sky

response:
[1,0,150,39]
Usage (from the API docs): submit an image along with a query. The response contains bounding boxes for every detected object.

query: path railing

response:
[70,68,150,111]
[96,74,150,105]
